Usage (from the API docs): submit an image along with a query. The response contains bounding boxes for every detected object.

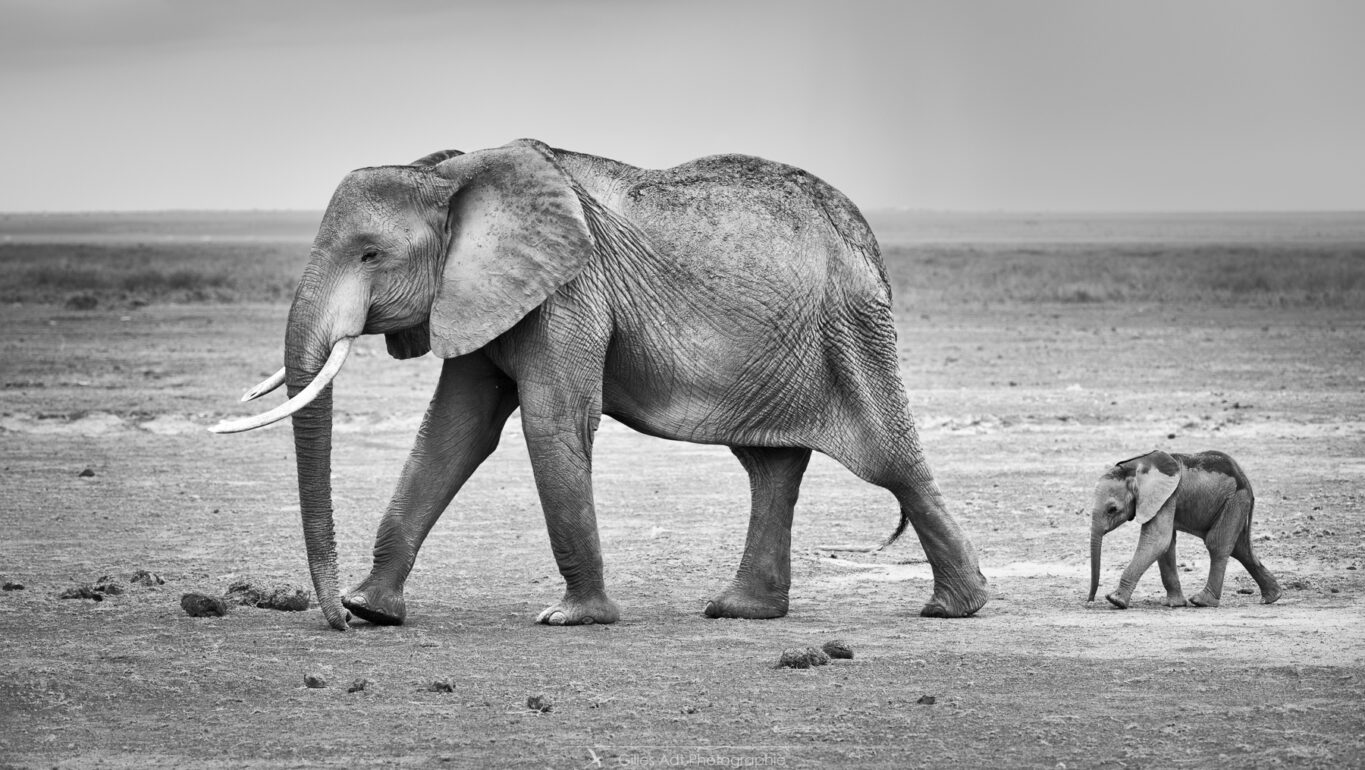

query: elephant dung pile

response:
[179,579,312,618]
[777,640,855,669]
[223,579,310,611]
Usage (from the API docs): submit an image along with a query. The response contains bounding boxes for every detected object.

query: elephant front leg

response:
[1156,535,1186,607]
[344,355,517,626]
[522,393,620,626]
[705,447,812,619]
[1107,514,1175,609]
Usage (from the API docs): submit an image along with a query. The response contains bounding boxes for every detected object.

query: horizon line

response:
[3,207,1364,217]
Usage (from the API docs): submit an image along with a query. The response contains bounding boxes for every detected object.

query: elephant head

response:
[210,141,599,629]
[1087,451,1180,602]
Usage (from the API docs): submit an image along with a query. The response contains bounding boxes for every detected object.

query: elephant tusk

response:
[240,367,286,402]
[209,338,354,434]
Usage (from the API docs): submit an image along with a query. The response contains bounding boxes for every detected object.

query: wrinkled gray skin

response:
[1088,450,1281,609]
[262,138,989,630]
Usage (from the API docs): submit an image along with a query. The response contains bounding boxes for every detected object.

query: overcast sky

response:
[2,0,1362,212]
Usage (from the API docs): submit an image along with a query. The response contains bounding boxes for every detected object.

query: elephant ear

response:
[1125,451,1181,526]
[425,142,594,359]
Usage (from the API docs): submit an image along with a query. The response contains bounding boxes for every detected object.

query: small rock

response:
[427,679,455,693]
[2,581,24,591]
[130,570,165,587]
[304,673,327,689]
[822,640,854,660]
[180,592,228,617]
[93,576,124,596]
[78,468,96,478]
[1237,588,1254,595]
[59,585,103,602]
[917,695,937,705]
[347,678,369,694]
[527,695,552,713]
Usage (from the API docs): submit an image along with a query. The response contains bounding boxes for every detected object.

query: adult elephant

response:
[213,139,989,630]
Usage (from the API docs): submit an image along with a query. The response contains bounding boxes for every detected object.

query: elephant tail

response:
[878,509,911,550]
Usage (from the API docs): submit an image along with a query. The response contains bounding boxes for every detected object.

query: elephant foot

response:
[1164,594,1188,608]
[1262,583,1282,605]
[1105,592,1129,610]
[703,585,788,619]
[342,582,406,626]
[536,591,620,626]
[920,577,990,618]
[1188,590,1220,607]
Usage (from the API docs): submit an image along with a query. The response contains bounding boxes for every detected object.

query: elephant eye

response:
[360,248,379,263]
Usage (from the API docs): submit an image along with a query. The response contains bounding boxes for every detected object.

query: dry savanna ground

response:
[1,211,1363,768]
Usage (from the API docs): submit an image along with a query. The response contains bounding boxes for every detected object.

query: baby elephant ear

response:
[1128,451,1181,525]
[426,143,594,359]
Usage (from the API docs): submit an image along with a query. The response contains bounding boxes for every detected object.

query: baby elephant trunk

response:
[1088,523,1103,601]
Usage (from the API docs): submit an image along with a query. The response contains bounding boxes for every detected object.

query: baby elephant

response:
[1088,450,1281,609]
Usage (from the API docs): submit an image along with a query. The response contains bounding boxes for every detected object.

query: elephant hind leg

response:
[705,446,811,619]
[1233,522,1282,604]
[828,421,988,618]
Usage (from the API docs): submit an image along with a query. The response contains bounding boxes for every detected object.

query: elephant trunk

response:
[284,268,365,631]
[1088,521,1104,602]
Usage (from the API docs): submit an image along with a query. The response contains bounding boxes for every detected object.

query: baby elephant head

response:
[1087,451,1180,601]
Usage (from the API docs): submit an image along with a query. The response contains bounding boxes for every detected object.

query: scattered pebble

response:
[822,640,854,660]
[778,647,831,669]
[2,581,24,591]
[304,673,327,689]
[347,678,370,694]
[526,695,552,713]
[78,468,96,478]
[426,679,455,693]
[1237,588,1254,595]
[917,695,937,705]
[94,576,124,596]
[181,592,228,617]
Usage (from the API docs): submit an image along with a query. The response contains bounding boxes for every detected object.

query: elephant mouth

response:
[208,337,355,434]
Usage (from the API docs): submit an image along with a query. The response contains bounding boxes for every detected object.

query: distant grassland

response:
[885,242,1365,308]
[0,241,305,306]
[1,211,1363,309]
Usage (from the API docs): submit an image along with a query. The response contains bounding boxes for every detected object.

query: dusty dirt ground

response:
[2,296,1363,768]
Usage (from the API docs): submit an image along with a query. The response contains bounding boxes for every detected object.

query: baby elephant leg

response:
[1189,494,1248,607]
[1157,535,1186,607]
[1233,523,1282,604]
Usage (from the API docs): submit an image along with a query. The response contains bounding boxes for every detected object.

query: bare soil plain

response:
[1,211,1363,768]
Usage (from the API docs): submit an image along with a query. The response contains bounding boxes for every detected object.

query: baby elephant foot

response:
[1187,589,1220,607]
[1261,584,1283,605]
[1164,594,1188,608]
[1105,592,1129,610]
[536,591,620,626]
[703,585,789,619]
[342,583,406,626]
